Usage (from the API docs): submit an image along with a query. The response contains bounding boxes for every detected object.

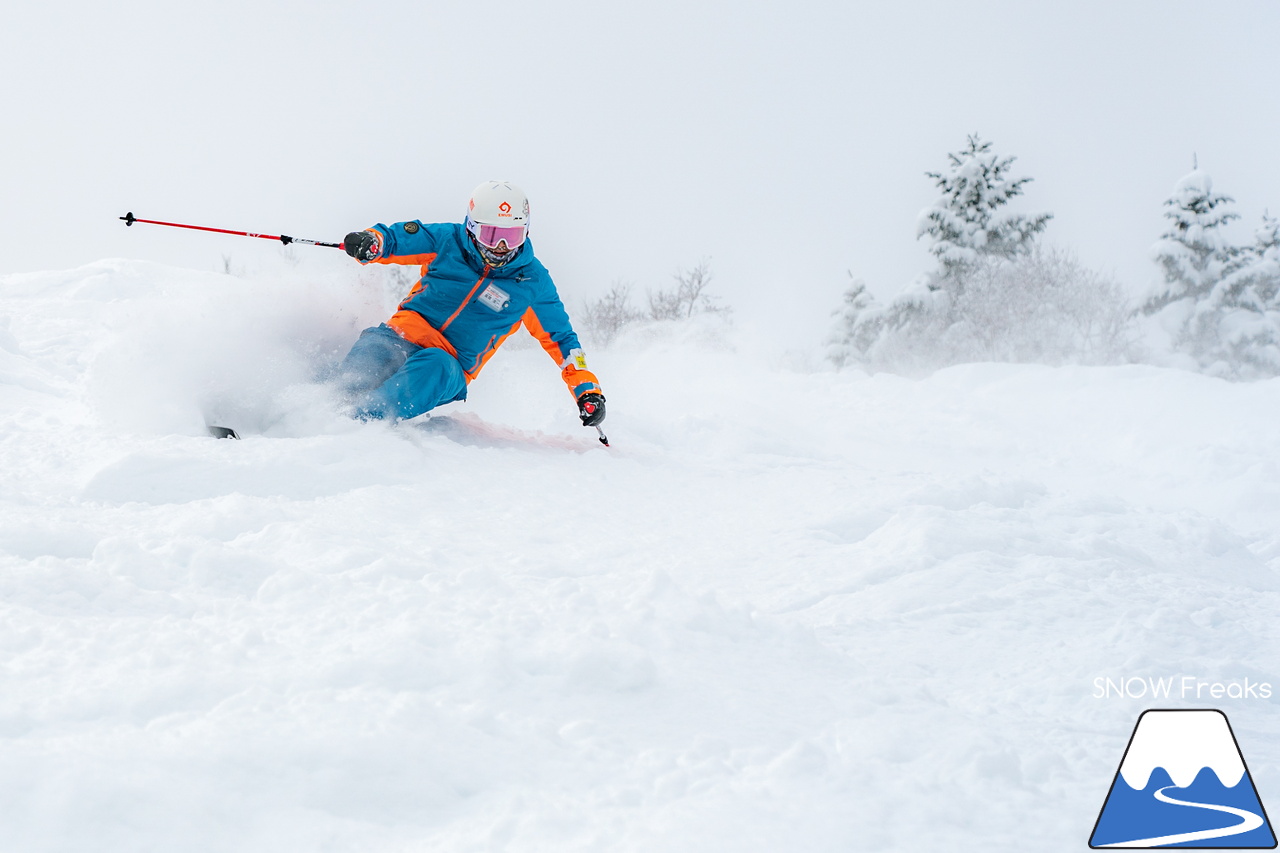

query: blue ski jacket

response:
[357,221,601,399]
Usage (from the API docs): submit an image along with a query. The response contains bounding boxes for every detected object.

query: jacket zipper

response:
[440,264,491,332]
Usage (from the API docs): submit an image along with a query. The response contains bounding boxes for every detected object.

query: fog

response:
[3,0,1278,347]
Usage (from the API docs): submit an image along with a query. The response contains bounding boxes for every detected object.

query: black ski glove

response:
[577,392,606,426]
[344,230,380,262]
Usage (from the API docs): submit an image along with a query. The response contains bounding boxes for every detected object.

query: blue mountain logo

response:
[1090,709,1276,848]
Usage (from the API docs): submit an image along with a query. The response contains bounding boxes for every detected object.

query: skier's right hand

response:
[344,231,381,262]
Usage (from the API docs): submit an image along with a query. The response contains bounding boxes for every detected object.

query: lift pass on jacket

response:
[478,283,511,312]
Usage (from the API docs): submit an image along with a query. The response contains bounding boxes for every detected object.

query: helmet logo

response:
[498,201,512,217]
[469,199,475,210]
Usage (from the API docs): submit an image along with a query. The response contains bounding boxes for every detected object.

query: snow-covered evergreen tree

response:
[1140,170,1280,377]
[826,276,876,368]
[916,134,1053,277]
[1258,210,1280,258]
[825,275,928,369]
[1214,212,1280,309]
[1191,211,1280,375]
[830,135,1083,372]
[1142,169,1244,317]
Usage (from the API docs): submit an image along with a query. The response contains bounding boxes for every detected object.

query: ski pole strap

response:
[119,212,343,249]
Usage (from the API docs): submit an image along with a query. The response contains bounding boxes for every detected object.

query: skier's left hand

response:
[577,392,606,426]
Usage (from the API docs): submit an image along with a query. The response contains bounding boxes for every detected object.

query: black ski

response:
[208,425,241,440]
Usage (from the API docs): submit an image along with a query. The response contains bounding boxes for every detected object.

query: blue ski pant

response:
[335,324,468,420]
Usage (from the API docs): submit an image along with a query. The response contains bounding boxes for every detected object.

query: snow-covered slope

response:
[2,260,1278,852]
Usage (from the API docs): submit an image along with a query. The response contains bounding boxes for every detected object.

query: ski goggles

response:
[466,217,527,250]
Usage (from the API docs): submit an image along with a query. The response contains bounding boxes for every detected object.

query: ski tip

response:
[208,425,241,440]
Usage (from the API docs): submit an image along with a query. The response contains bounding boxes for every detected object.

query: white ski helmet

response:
[467,180,530,230]
[465,181,530,265]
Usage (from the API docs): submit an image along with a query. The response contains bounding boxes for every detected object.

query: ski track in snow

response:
[1,260,1279,852]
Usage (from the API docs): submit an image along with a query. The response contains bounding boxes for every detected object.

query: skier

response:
[334,181,606,430]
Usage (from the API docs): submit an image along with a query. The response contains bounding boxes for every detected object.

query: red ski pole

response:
[119,211,344,249]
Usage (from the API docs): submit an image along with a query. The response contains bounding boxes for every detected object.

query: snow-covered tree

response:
[1236,211,1280,302]
[828,249,1133,373]
[826,276,882,368]
[1189,211,1280,376]
[1214,212,1280,310]
[1258,210,1280,257]
[1260,211,1280,253]
[1140,171,1280,377]
[831,135,1083,372]
[1142,169,1244,317]
[916,134,1053,278]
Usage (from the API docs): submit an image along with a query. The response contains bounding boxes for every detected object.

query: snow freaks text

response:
[1093,676,1273,701]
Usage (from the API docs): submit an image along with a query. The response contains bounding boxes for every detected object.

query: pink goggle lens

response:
[469,221,527,249]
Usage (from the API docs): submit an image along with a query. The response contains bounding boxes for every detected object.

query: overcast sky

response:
[3,1,1278,346]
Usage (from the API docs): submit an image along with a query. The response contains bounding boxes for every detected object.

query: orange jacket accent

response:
[440,271,491,331]
[523,308,601,396]
[464,319,525,381]
[385,310,460,360]
[373,251,437,287]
